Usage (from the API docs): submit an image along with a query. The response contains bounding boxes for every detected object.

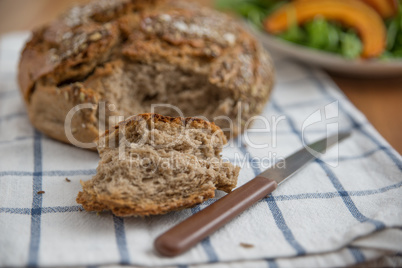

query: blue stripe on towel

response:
[239,141,306,256]
[317,160,385,230]
[348,247,366,263]
[0,169,97,177]
[271,99,386,232]
[307,69,402,171]
[2,181,401,216]
[0,111,26,123]
[266,259,278,268]
[27,130,43,267]
[191,206,219,263]
[113,215,130,264]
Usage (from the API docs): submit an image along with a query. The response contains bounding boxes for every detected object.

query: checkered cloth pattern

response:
[0,32,401,268]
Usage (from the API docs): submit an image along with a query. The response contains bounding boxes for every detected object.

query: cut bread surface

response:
[76,113,240,216]
[85,60,233,131]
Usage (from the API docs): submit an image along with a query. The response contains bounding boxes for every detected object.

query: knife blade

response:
[154,132,351,257]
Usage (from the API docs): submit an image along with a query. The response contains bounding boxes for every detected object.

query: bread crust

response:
[77,113,237,217]
[77,184,216,217]
[18,0,274,149]
[100,112,226,143]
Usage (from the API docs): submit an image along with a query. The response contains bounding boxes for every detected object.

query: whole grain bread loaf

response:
[18,0,275,149]
[76,113,240,216]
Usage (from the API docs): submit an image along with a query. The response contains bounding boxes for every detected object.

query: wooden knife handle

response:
[154,176,278,257]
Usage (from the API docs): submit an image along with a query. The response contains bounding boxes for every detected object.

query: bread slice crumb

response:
[76,113,240,217]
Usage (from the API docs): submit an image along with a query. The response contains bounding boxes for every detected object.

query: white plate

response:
[245,22,402,78]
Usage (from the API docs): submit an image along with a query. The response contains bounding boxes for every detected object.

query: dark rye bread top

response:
[18,0,273,104]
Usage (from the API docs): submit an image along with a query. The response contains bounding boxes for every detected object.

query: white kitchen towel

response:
[0,32,401,268]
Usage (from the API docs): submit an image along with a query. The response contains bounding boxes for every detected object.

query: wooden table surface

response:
[1,0,401,154]
[330,74,402,154]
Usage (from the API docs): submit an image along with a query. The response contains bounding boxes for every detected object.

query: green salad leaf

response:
[278,23,305,44]
[340,30,363,59]
[304,17,341,52]
[215,0,285,29]
[382,2,402,59]
[305,17,332,49]
[216,0,402,60]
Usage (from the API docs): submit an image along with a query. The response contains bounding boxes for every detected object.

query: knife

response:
[154,132,351,257]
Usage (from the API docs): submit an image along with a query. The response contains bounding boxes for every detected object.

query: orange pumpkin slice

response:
[359,0,397,18]
[264,0,386,58]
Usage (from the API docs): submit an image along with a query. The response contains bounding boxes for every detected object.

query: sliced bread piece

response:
[76,113,240,216]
